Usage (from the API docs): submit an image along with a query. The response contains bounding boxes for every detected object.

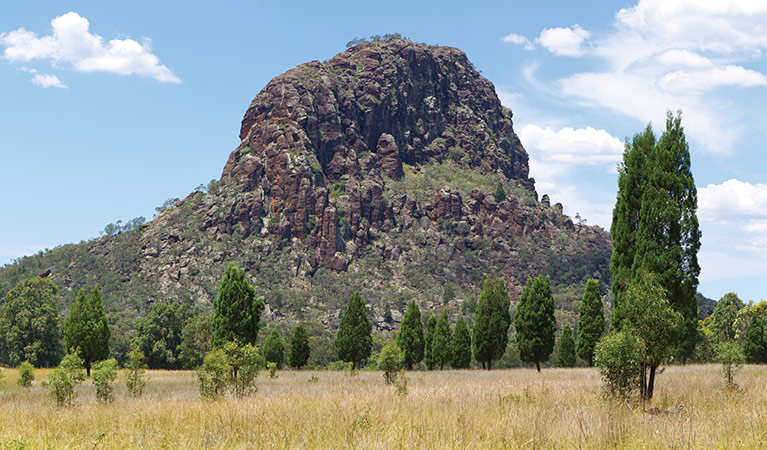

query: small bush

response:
[197,341,262,399]
[17,361,34,388]
[124,347,147,397]
[197,348,228,400]
[716,341,744,389]
[377,341,404,384]
[267,362,278,378]
[594,331,642,399]
[92,359,118,403]
[43,353,86,406]
[394,371,408,397]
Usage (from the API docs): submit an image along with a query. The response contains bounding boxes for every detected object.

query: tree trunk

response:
[640,358,647,403]
[486,360,492,370]
[535,360,541,372]
[86,365,91,377]
[647,364,657,399]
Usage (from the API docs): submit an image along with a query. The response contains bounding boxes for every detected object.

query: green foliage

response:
[335,292,372,369]
[594,331,643,399]
[124,347,147,397]
[557,325,576,368]
[386,162,500,204]
[515,275,556,372]
[133,301,195,369]
[377,341,404,384]
[43,353,85,406]
[432,309,452,370]
[155,197,180,215]
[289,324,311,370]
[63,286,110,376]
[197,341,262,399]
[743,311,767,364]
[267,361,278,378]
[179,313,211,369]
[423,314,437,370]
[17,361,34,388]
[473,277,511,369]
[330,181,347,198]
[494,182,507,203]
[383,303,393,323]
[92,358,118,403]
[442,284,455,304]
[0,277,62,367]
[263,329,285,369]
[211,262,264,347]
[576,279,604,366]
[397,300,424,369]
[711,292,743,343]
[450,317,472,369]
[716,340,744,388]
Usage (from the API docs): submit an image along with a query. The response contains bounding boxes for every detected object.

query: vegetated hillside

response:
[0,39,612,334]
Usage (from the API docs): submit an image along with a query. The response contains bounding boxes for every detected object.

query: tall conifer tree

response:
[288,324,311,369]
[515,275,556,372]
[423,314,437,370]
[472,277,511,369]
[335,292,372,369]
[432,309,452,370]
[576,279,604,366]
[450,317,472,369]
[397,300,425,369]
[557,325,576,368]
[211,263,264,347]
[63,286,110,376]
[263,329,285,369]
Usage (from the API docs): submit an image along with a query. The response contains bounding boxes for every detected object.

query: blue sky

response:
[1,0,765,302]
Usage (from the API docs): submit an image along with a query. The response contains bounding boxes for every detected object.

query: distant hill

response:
[0,39,611,334]
[696,293,716,320]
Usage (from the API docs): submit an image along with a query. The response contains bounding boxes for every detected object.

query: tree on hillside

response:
[557,325,576,368]
[263,329,285,369]
[397,300,425,369]
[423,314,437,370]
[63,286,110,376]
[515,275,556,372]
[450,317,472,369]
[0,277,62,367]
[576,279,604,366]
[432,309,452,370]
[473,277,511,369]
[133,300,195,369]
[610,111,701,398]
[211,262,264,347]
[335,291,372,370]
[289,324,311,370]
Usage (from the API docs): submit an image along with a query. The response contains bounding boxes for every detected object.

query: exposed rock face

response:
[2,40,612,330]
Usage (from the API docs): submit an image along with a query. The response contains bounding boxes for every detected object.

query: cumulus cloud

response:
[501,33,534,50]
[0,12,180,84]
[519,124,624,165]
[537,25,590,57]
[698,179,767,222]
[21,67,66,88]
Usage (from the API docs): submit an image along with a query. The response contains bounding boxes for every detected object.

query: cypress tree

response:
[423,314,437,370]
[610,125,654,328]
[515,275,556,372]
[557,325,576,368]
[576,279,604,366]
[63,286,110,376]
[335,292,372,369]
[263,329,285,369]
[432,309,452,370]
[211,262,264,347]
[397,300,425,369]
[472,277,511,369]
[450,317,472,369]
[288,324,311,369]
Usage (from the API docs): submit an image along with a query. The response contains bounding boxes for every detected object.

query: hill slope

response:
[0,39,612,332]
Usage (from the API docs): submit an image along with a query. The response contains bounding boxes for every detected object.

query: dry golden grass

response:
[0,365,766,449]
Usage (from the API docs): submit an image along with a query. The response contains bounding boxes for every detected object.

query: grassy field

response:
[0,365,765,449]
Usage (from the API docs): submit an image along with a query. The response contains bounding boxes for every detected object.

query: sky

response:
[1,0,765,302]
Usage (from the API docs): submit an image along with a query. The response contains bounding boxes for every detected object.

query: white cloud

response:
[21,67,66,88]
[502,33,534,50]
[659,65,767,93]
[655,50,713,68]
[519,124,624,165]
[0,12,180,84]
[698,179,767,222]
[537,25,590,57]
